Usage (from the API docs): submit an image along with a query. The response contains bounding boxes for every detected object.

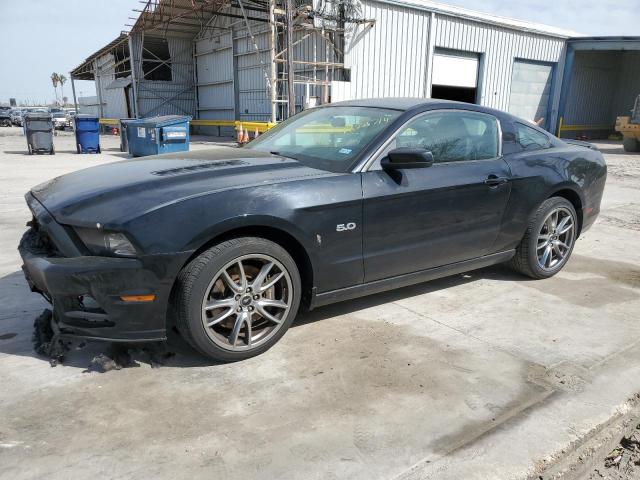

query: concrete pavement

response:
[0,127,639,479]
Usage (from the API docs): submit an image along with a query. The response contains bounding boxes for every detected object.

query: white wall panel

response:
[331,1,431,101]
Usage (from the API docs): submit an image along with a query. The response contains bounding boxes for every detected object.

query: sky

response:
[0,0,638,106]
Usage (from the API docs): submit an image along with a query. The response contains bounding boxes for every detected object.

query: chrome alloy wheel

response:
[201,254,293,351]
[536,206,575,271]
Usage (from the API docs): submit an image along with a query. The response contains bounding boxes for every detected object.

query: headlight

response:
[75,228,137,257]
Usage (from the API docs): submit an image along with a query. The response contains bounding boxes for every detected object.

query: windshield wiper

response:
[270,151,298,161]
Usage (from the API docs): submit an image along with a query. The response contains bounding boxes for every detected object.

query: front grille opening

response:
[19,216,61,257]
[78,295,107,315]
[64,295,114,328]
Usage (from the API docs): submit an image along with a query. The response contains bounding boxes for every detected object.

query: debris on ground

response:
[32,309,68,366]
[85,344,140,373]
[84,343,176,373]
[587,424,640,479]
[30,309,176,371]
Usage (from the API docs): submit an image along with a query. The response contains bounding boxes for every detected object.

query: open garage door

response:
[431,49,479,104]
[557,38,640,140]
[509,59,554,130]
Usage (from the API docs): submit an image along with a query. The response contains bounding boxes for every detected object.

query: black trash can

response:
[24,113,54,155]
[119,118,136,152]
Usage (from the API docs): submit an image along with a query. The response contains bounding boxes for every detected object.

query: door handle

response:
[484,175,508,186]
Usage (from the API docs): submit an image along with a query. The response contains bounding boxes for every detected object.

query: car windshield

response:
[247,106,401,172]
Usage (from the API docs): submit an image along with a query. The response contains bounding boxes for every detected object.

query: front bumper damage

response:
[19,193,184,343]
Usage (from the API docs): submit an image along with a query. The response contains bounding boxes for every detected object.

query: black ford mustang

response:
[19,99,607,361]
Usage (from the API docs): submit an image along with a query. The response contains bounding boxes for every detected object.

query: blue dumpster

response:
[126,115,191,157]
[74,115,100,154]
[119,118,135,152]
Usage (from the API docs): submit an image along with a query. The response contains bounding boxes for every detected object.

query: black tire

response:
[623,137,639,153]
[174,237,302,362]
[509,197,578,279]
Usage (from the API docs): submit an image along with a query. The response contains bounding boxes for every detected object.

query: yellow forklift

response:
[616,94,640,152]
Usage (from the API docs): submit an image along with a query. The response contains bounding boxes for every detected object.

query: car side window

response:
[515,123,551,151]
[372,111,499,169]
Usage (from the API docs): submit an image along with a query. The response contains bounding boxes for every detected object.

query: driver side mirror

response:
[380,147,434,170]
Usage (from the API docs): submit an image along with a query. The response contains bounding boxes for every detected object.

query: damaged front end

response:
[19,193,173,344]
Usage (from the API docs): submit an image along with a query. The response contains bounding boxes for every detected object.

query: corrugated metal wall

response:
[195,7,272,122]
[564,50,640,127]
[95,53,128,119]
[195,28,235,121]
[233,17,272,122]
[190,0,568,127]
[130,33,196,118]
[613,52,640,119]
[563,52,619,125]
[332,1,431,101]
[332,0,565,124]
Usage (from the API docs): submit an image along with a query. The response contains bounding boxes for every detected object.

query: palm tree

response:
[58,74,67,105]
[50,73,60,103]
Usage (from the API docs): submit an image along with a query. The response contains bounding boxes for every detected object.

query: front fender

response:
[126,173,364,293]
[185,214,317,255]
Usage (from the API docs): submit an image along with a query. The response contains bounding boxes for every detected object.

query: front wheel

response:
[174,237,301,362]
[509,197,578,279]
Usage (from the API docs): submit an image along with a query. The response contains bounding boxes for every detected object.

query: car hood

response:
[31,147,334,227]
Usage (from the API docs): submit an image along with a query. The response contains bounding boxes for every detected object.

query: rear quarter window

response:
[515,122,551,151]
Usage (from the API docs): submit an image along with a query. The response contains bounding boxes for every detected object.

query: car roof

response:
[325,97,510,118]
[323,97,506,115]
[328,97,447,111]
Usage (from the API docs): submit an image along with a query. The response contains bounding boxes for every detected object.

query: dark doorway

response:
[431,85,477,104]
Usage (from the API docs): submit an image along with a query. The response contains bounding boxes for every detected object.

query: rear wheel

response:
[175,237,301,362]
[509,197,577,279]
[623,136,639,152]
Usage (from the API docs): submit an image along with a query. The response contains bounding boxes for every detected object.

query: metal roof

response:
[373,0,582,38]
[128,0,268,38]
[70,33,130,80]
[567,36,640,49]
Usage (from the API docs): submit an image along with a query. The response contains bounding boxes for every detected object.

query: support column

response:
[128,35,140,118]
[269,0,277,123]
[94,60,105,118]
[424,11,436,98]
[285,0,295,118]
[71,77,79,114]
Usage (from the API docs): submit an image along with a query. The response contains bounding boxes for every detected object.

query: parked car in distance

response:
[51,111,68,130]
[65,110,76,128]
[11,109,24,126]
[0,109,12,127]
[19,98,607,362]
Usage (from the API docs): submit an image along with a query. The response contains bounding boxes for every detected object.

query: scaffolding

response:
[127,0,374,121]
[70,0,373,121]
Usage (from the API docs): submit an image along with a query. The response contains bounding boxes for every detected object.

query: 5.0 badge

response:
[336,223,356,232]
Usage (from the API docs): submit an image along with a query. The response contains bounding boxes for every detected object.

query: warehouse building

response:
[69,0,640,138]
